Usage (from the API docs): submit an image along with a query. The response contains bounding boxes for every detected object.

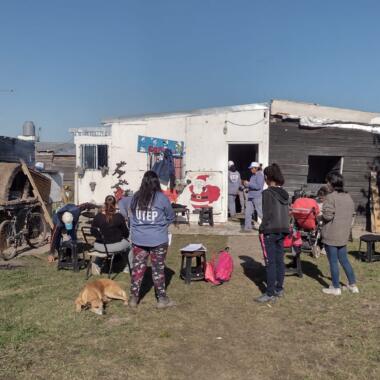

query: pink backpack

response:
[205,247,233,285]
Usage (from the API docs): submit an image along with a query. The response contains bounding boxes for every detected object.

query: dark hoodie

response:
[259,187,289,234]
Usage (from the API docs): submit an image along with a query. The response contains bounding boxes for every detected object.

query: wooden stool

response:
[180,250,207,284]
[198,207,214,226]
[359,234,380,262]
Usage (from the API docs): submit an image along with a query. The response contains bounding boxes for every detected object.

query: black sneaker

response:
[254,294,276,303]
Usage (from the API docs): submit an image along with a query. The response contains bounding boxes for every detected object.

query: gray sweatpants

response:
[244,197,263,230]
[228,194,237,217]
[238,190,246,213]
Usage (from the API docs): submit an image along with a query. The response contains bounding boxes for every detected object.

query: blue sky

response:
[0,0,379,141]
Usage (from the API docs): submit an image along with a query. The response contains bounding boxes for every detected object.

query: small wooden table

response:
[180,250,206,284]
[173,207,190,227]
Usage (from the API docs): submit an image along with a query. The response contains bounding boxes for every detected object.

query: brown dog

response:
[75,279,128,315]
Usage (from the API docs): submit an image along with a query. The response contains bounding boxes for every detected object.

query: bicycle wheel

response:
[0,220,17,260]
[25,212,47,248]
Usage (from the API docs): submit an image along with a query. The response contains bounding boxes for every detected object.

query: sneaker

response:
[156,297,176,309]
[274,289,284,298]
[347,284,359,294]
[91,263,101,275]
[254,294,276,303]
[128,295,139,308]
[322,286,341,296]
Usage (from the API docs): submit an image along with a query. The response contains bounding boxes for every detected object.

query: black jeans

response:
[260,233,286,296]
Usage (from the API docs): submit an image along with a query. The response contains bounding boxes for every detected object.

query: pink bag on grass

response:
[205,248,233,285]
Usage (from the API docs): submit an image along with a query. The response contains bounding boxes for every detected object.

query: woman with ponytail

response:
[128,171,175,309]
[91,195,130,273]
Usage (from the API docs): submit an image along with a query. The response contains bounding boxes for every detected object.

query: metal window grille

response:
[80,145,108,169]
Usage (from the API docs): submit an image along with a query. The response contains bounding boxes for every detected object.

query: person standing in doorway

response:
[243,162,264,231]
[228,161,241,219]
[128,171,176,309]
[256,163,289,303]
[321,172,359,296]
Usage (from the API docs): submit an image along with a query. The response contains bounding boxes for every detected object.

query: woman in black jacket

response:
[256,164,289,303]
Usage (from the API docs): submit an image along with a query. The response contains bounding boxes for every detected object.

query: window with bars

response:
[80,144,108,169]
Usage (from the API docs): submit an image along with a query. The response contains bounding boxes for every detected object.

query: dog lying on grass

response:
[75,279,128,315]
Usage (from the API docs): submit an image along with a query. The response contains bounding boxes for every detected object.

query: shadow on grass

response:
[239,255,266,293]
[297,258,330,287]
[139,266,176,301]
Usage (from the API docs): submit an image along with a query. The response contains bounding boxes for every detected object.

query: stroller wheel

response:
[311,245,321,259]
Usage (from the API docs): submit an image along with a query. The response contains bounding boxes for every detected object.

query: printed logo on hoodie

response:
[135,207,158,224]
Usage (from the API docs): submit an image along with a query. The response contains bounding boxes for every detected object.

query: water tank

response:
[22,121,36,137]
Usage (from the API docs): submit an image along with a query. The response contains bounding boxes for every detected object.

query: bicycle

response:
[0,206,47,260]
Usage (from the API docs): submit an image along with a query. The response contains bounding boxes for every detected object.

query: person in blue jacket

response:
[243,162,264,231]
[128,171,176,309]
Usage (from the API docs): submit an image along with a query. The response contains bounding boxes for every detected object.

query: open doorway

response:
[228,144,259,215]
[228,144,259,181]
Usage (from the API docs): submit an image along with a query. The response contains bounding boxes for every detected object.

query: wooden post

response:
[20,159,54,229]
[370,171,380,233]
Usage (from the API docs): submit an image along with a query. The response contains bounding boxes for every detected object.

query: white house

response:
[71,103,269,223]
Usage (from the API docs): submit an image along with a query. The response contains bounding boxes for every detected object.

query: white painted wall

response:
[74,104,269,223]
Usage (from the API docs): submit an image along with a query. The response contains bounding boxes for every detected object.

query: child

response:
[256,163,289,303]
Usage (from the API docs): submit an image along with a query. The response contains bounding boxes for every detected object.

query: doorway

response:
[228,144,259,181]
[228,143,259,215]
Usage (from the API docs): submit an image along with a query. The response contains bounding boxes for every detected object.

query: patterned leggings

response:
[130,244,168,299]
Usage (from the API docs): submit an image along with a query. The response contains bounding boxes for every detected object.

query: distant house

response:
[35,142,76,203]
[270,99,380,227]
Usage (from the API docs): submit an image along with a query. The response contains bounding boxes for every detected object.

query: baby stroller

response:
[284,196,323,277]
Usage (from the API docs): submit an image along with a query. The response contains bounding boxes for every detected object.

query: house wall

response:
[35,152,76,188]
[269,119,380,226]
[74,105,269,222]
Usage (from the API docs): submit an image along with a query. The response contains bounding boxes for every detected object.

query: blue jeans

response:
[325,244,356,288]
[260,233,285,296]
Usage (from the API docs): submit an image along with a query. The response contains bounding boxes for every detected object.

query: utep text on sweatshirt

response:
[130,191,175,247]
[259,187,289,234]
[247,171,264,199]
[228,169,242,195]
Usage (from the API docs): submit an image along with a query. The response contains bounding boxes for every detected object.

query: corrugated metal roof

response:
[102,102,269,124]
[35,142,75,155]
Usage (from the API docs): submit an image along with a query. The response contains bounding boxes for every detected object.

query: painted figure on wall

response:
[189,175,220,209]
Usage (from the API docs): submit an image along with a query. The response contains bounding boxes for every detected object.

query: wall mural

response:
[137,135,184,157]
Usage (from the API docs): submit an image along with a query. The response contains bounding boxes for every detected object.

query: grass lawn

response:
[0,235,379,380]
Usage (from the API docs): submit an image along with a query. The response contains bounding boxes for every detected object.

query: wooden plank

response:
[370,171,380,233]
[20,159,54,229]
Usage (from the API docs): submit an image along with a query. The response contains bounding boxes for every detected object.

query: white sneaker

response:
[347,284,359,294]
[322,286,341,296]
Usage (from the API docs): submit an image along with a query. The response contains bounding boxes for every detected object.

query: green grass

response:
[0,236,379,380]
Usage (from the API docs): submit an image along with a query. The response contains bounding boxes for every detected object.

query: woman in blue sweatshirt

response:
[128,171,175,309]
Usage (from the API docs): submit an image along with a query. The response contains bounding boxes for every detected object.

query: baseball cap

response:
[248,162,260,169]
[228,160,234,168]
[62,211,74,231]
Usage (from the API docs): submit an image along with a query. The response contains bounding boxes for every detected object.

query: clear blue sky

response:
[0,0,379,141]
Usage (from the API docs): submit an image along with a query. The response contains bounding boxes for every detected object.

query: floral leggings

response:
[130,244,168,299]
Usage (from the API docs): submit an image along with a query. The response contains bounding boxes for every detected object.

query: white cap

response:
[62,211,74,230]
[248,161,260,169]
[228,160,234,168]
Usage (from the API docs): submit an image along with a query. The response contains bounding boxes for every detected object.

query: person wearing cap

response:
[48,202,98,262]
[228,161,242,218]
[243,161,264,231]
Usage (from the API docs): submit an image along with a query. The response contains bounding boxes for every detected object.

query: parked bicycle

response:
[0,205,47,260]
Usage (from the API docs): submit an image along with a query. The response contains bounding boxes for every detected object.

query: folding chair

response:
[81,226,131,280]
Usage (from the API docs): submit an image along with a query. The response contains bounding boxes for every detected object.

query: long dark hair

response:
[326,171,344,193]
[104,195,116,222]
[131,171,162,212]
[263,163,285,186]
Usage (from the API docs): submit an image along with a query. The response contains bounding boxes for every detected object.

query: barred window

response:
[80,145,108,169]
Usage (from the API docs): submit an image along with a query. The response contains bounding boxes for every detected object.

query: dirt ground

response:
[0,234,379,380]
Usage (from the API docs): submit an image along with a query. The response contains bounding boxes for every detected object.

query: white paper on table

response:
[180,243,207,252]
